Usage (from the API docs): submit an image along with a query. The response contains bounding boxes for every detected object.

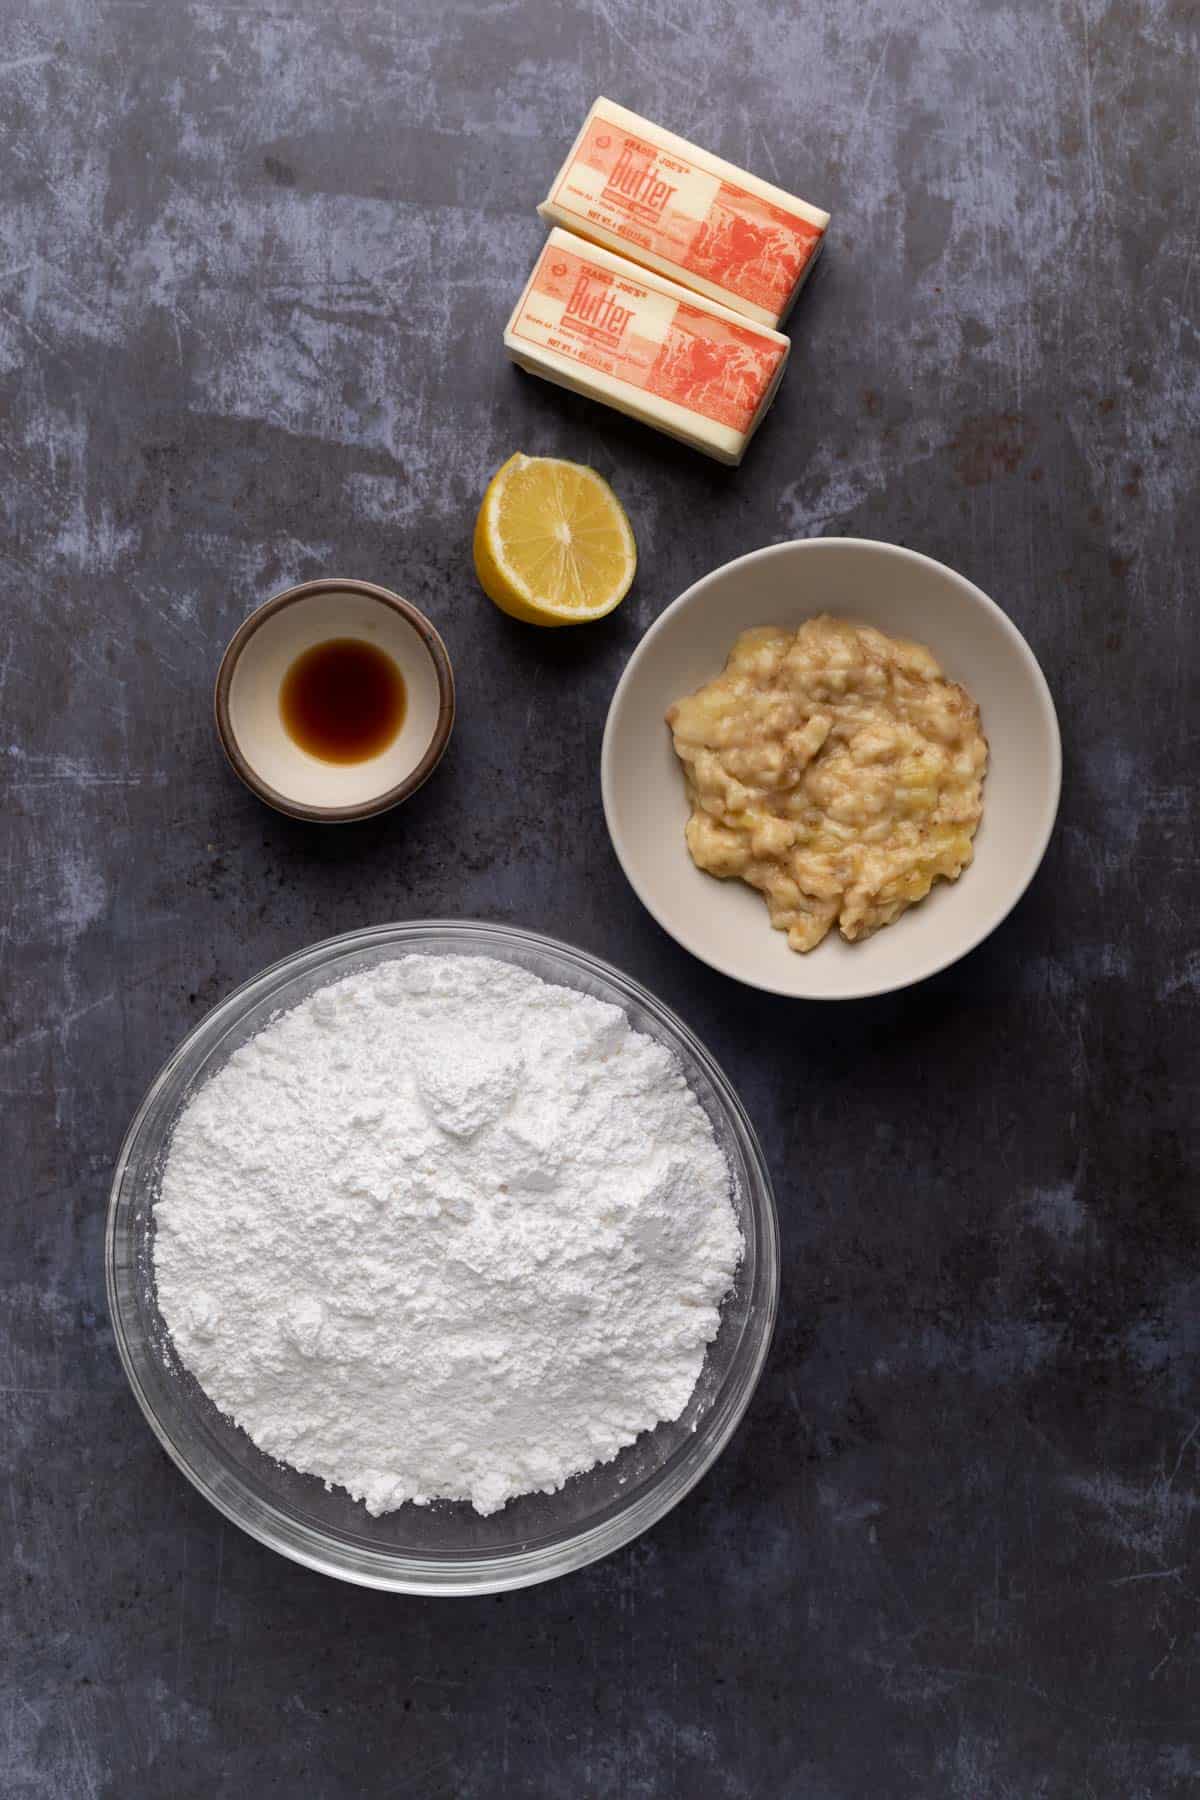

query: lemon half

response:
[473,453,637,627]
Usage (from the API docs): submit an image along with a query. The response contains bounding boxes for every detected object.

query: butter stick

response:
[538,97,829,330]
[504,230,790,466]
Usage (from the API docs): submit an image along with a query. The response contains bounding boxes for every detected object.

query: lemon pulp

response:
[473,453,637,627]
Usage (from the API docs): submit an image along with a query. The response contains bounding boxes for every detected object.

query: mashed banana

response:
[666,615,988,952]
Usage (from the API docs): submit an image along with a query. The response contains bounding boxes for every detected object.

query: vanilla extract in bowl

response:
[215,578,454,822]
[280,638,407,764]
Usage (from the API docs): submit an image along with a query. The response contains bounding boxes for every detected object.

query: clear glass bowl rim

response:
[106,920,780,1595]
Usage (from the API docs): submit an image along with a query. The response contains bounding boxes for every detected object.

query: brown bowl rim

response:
[213,578,456,822]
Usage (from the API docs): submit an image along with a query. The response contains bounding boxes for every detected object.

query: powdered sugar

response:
[153,954,743,1516]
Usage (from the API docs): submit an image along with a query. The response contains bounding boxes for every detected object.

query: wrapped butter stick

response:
[504,230,790,466]
[538,97,829,330]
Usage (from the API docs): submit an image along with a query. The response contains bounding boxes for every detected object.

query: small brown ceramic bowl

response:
[215,578,454,822]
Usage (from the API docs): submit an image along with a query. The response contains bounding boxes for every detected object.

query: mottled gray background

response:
[3,0,1199,1793]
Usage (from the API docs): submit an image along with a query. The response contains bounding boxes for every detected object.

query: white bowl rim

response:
[601,536,1063,1001]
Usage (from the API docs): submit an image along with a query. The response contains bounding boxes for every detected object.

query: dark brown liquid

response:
[279,638,406,764]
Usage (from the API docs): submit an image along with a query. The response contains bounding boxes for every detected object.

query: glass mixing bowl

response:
[106,921,779,1594]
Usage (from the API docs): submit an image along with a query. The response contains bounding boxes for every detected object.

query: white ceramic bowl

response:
[215,579,454,821]
[601,538,1061,1000]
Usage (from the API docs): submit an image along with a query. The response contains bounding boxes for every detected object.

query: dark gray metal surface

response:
[3,0,1199,1793]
